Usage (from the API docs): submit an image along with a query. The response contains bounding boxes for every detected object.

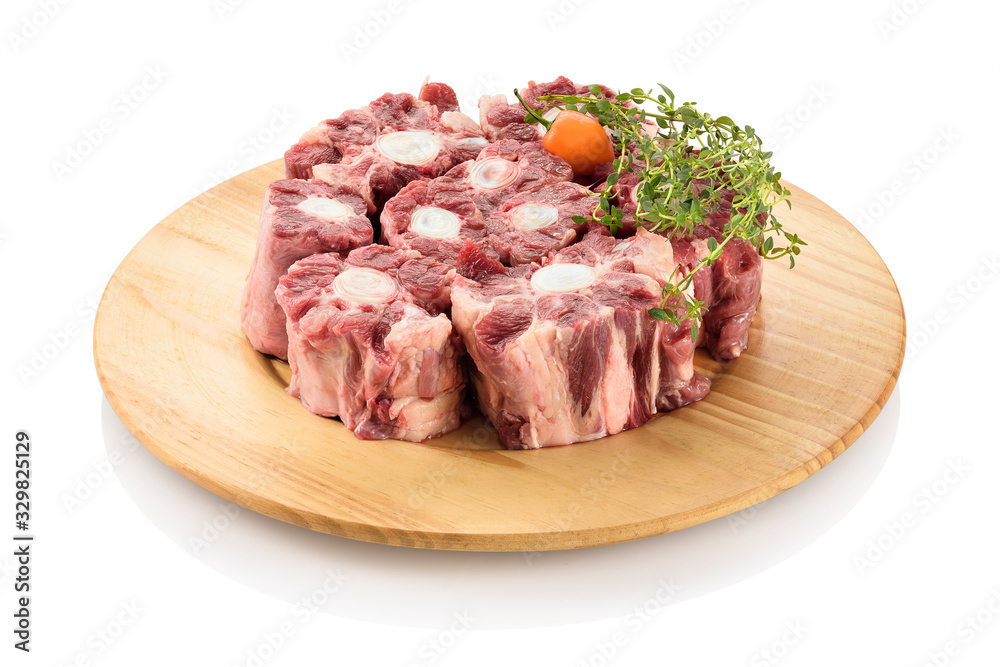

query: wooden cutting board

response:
[93,159,905,551]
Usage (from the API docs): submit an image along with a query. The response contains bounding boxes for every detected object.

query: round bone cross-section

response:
[410,207,461,239]
[530,263,596,293]
[486,181,607,266]
[451,229,710,449]
[314,122,489,216]
[443,140,573,216]
[511,204,558,230]
[375,132,442,166]
[241,179,373,360]
[467,158,520,190]
[381,178,492,268]
[284,82,485,180]
[332,267,399,303]
[276,245,463,442]
[298,197,355,220]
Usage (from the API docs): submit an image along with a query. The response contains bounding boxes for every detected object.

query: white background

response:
[2,0,998,664]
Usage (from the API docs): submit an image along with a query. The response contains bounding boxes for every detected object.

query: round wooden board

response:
[94,158,905,552]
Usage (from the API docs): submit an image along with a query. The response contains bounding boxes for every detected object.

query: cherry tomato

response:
[541,110,615,176]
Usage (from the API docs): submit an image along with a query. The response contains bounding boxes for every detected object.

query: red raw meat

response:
[241,179,372,359]
[311,100,487,216]
[486,181,606,265]
[276,245,463,442]
[479,76,617,143]
[443,140,572,216]
[381,178,492,268]
[451,229,709,449]
[285,82,485,182]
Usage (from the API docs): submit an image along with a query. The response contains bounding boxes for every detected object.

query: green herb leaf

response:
[521,83,803,332]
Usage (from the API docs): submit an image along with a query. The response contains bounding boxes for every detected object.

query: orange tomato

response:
[541,110,615,176]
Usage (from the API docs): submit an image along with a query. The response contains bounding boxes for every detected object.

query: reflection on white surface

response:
[102,390,900,629]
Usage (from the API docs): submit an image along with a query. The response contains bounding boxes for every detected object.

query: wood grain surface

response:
[93,158,906,551]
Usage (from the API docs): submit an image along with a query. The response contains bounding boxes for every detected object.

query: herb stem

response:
[524,85,804,336]
[512,89,552,130]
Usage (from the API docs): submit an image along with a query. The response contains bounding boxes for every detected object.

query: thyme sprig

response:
[520,84,805,339]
